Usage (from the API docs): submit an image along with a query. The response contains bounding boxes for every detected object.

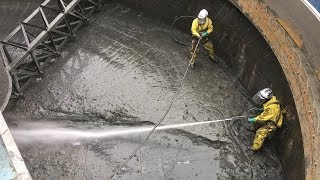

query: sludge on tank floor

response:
[4,3,283,180]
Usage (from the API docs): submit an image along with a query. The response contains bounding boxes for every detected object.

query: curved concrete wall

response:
[228,1,320,179]
[114,0,319,179]
[0,0,319,179]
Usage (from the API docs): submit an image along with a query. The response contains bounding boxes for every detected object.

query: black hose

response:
[215,57,254,102]
[170,16,195,45]
[106,38,202,180]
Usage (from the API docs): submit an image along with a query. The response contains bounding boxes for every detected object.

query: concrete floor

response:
[5,3,283,180]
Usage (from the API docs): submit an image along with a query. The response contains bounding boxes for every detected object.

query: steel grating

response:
[0,0,101,98]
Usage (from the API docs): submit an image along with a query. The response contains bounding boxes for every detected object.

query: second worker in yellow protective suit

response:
[248,88,285,151]
[190,9,215,69]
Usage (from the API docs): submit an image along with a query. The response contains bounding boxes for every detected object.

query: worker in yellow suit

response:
[190,9,215,69]
[248,88,285,151]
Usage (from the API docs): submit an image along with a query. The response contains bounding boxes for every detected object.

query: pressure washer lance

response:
[107,115,246,180]
[189,36,202,69]
[154,115,246,130]
[107,37,228,180]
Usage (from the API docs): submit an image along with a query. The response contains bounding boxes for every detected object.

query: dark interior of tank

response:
[2,0,305,179]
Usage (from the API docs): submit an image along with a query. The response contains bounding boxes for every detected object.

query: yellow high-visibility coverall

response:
[252,96,284,151]
[190,18,214,65]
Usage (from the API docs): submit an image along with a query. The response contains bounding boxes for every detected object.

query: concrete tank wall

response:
[229,1,320,179]
[112,0,320,179]
[0,0,318,179]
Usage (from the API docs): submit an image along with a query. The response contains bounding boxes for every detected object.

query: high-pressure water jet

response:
[12,116,245,142]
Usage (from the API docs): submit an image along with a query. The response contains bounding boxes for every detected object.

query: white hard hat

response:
[252,88,273,105]
[198,9,208,19]
[260,88,273,99]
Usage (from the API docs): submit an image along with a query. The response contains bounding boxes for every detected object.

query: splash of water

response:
[12,117,243,143]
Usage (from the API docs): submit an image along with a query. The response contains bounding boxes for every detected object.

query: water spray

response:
[12,116,246,141]
[107,35,243,179]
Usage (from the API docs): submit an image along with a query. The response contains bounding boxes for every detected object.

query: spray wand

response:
[107,36,244,180]
[155,115,246,131]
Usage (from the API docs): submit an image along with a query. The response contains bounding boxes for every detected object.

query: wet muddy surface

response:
[4,3,283,180]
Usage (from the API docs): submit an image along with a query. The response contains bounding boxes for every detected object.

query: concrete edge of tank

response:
[0,40,29,179]
[0,54,28,178]
[0,111,32,179]
[228,0,320,179]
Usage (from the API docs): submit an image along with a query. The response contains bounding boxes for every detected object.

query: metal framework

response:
[1,0,101,98]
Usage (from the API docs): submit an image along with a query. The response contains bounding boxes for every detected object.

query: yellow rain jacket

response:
[191,18,213,37]
[254,96,283,128]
